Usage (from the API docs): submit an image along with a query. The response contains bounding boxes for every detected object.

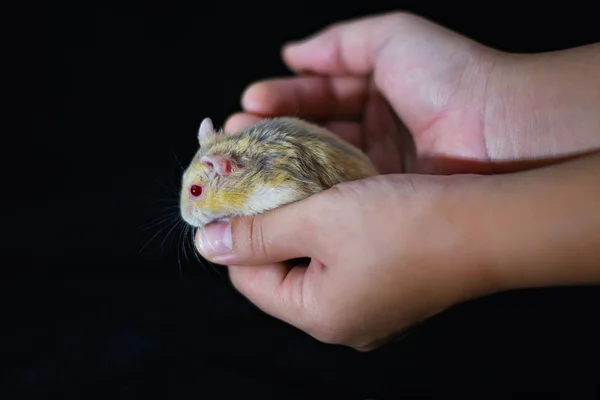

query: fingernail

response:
[196,221,232,257]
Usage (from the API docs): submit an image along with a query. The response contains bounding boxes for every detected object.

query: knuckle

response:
[247,215,266,259]
[327,180,364,207]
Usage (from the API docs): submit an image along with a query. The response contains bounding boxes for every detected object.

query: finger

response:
[223,112,262,132]
[195,197,317,266]
[281,12,409,75]
[241,76,368,120]
[228,263,309,327]
[321,120,363,149]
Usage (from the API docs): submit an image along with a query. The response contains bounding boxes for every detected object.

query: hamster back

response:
[179,116,378,228]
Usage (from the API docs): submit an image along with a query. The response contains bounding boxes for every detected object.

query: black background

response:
[2,0,600,398]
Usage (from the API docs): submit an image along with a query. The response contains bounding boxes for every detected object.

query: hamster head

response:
[179,117,300,229]
[179,117,236,228]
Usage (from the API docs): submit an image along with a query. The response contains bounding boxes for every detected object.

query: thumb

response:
[282,11,412,76]
[195,200,313,266]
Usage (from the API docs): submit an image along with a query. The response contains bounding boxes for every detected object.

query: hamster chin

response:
[180,201,228,229]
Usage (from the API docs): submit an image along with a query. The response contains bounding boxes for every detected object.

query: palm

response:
[355,22,495,175]
[357,77,490,175]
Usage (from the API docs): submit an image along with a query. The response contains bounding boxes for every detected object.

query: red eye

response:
[190,185,203,197]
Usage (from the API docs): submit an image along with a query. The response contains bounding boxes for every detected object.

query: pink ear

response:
[197,117,214,143]
[201,154,233,176]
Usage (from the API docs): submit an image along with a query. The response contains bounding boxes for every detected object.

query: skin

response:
[194,12,600,351]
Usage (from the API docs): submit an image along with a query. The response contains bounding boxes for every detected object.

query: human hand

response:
[225,12,600,174]
[195,148,600,351]
[195,173,493,351]
[192,12,600,351]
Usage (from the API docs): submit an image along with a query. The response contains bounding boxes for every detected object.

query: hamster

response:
[179,116,378,229]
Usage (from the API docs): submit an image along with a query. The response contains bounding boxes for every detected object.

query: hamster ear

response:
[197,117,215,143]
[201,154,234,177]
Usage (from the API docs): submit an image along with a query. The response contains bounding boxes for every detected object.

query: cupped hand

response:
[195,173,491,351]
[225,12,600,174]
[225,12,501,175]
[193,12,600,350]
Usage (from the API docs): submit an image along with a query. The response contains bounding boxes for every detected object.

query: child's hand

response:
[196,151,600,351]
[226,12,600,175]
[196,173,491,351]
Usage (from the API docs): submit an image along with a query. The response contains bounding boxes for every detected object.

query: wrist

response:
[485,44,600,161]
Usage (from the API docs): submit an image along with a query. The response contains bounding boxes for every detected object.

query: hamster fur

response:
[180,116,378,229]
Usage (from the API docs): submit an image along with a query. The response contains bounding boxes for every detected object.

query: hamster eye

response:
[190,185,203,197]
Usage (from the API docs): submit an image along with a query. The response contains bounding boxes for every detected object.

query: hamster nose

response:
[190,184,203,197]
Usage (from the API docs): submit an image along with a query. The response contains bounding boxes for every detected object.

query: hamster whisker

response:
[138,211,180,233]
[154,178,180,198]
[177,248,183,278]
[175,219,189,278]
[171,150,185,172]
[179,223,190,264]
[138,215,180,254]
[180,223,196,275]
[188,226,221,276]
[187,227,200,264]
[158,218,185,257]
[156,199,179,205]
